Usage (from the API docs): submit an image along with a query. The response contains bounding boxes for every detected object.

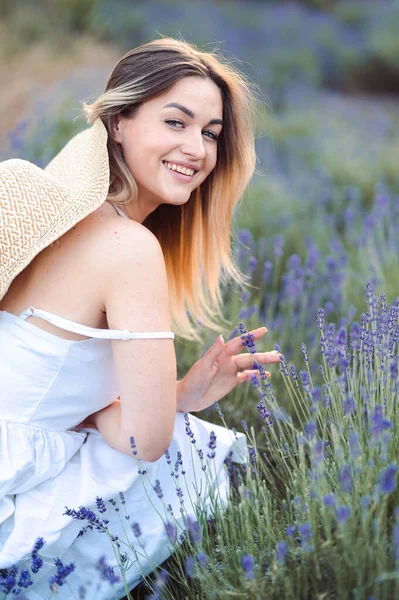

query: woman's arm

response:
[76,399,139,459]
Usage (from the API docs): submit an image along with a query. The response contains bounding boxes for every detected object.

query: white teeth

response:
[164,161,195,176]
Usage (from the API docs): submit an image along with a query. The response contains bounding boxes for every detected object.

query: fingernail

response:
[216,334,224,345]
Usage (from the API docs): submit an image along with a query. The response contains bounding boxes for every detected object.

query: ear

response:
[112,114,123,144]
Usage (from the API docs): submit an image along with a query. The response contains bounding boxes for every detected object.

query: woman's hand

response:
[176,327,280,413]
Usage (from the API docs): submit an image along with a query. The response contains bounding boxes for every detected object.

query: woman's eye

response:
[204,130,219,141]
[165,119,219,141]
[166,119,184,128]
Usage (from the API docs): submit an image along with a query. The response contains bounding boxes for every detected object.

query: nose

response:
[180,128,206,161]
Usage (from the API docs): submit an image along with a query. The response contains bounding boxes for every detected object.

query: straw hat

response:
[0,118,110,302]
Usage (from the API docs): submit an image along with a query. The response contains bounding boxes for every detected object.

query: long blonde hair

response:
[81,37,257,341]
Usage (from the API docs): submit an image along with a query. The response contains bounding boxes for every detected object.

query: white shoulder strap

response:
[19,307,174,340]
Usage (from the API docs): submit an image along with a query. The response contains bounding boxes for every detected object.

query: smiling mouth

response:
[162,161,199,178]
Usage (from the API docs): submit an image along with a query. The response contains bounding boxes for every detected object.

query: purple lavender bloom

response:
[305,421,317,439]
[185,515,202,545]
[151,570,168,599]
[279,352,290,377]
[250,372,261,389]
[30,537,45,574]
[238,324,256,355]
[249,447,257,465]
[350,322,361,350]
[336,327,347,347]
[391,360,398,380]
[196,553,208,569]
[214,402,224,419]
[248,256,258,272]
[290,365,299,382]
[311,439,325,466]
[301,343,309,363]
[241,554,255,580]
[165,521,177,544]
[263,261,273,284]
[298,522,312,549]
[286,525,296,537]
[184,413,196,444]
[0,565,18,594]
[130,436,138,456]
[275,540,288,564]
[311,386,321,403]
[207,431,217,459]
[257,402,271,422]
[349,432,361,459]
[370,405,393,438]
[343,395,356,416]
[131,522,142,537]
[15,569,33,590]
[300,370,310,387]
[64,506,109,532]
[323,494,335,508]
[317,308,325,330]
[325,301,334,316]
[153,480,164,499]
[392,523,399,562]
[242,488,252,500]
[185,556,195,578]
[239,307,250,320]
[95,556,121,585]
[95,497,107,514]
[339,464,352,493]
[241,419,249,432]
[274,235,284,257]
[31,537,45,554]
[48,558,75,591]
[378,464,398,494]
[336,505,351,523]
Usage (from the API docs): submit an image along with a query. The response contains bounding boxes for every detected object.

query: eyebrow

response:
[162,102,223,126]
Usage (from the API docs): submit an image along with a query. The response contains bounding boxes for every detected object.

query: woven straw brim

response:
[0,118,110,302]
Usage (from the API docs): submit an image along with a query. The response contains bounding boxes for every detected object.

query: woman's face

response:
[112,75,223,222]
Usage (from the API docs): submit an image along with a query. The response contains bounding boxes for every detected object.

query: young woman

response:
[0,38,279,598]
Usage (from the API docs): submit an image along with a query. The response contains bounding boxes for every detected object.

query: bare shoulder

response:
[78,202,162,272]
[91,204,170,331]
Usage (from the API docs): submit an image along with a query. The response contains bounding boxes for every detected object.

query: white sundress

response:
[0,203,248,599]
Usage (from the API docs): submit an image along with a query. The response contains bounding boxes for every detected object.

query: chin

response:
[162,194,192,206]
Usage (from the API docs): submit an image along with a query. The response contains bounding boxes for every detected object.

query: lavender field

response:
[1,0,399,598]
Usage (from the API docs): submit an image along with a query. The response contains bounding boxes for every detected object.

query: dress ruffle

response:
[0,411,248,600]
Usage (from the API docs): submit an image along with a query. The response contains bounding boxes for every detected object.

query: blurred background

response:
[1,0,399,424]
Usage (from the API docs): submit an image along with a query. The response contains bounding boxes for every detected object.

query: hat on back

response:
[0,118,110,302]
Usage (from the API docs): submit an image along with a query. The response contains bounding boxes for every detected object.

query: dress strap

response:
[109,203,129,219]
[18,307,175,340]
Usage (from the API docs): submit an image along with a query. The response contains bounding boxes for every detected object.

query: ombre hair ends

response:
[80,37,257,341]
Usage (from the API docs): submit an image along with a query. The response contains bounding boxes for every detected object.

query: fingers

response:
[225,327,268,355]
[233,351,280,370]
[237,369,271,382]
